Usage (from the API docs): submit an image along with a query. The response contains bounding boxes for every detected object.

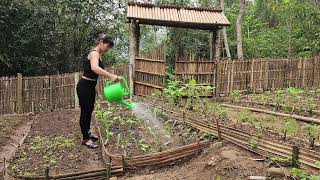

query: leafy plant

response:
[140,144,151,152]
[303,124,320,148]
[239,110,256,124]
[248,137,259,150]
[230,90,241,102]
[281,118,299,141]
[291,168,308,179]
[271,157,293,167]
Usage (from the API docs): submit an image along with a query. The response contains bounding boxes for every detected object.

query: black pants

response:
[76,79,97,140]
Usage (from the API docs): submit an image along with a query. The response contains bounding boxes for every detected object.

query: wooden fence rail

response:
[0,65,129,115]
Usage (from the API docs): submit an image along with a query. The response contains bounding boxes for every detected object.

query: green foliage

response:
[291,168,320,180]
[230,90,241,102]
[271,157,293,167]
[248,137,258,150]
[281,118,299,140]
[239,110,256,124]
[304,124,320,148]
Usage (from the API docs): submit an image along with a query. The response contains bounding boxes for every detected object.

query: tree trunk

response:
[236,0,246,59]
[220,0,231,60]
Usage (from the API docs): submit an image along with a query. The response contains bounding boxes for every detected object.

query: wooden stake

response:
[121,155,126,175]
[3,157,6,178]
[45,167,49,180]
[292,145,299,167]
[216,119,221,140]
[17,73,23,113]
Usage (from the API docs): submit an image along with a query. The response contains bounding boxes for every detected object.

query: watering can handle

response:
[119,77,130,97]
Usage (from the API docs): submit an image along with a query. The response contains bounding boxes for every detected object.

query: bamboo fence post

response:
[2,157,6,179]
[292,145,299,168]
[74,72,79,108]
[107,158,112,179]
[302,58,306,88]
[230,61,234,93]
[17,73,23,114]
[182,111,185,123]
[45,167,50,180]
[250,60,254,92]
[216,118,221,140]
[49,76,53,111]
[121,155,126,175]
[264,61,268,90]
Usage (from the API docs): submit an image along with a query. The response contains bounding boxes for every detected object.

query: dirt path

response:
[120,141,269,180]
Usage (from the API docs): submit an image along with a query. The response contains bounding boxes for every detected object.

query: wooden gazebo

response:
[127,2,230,96]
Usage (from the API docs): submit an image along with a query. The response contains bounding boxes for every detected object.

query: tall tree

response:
[236,0,245,59]
[220,0,231,59]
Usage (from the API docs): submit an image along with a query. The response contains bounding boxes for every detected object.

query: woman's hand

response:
[111,75,121,82]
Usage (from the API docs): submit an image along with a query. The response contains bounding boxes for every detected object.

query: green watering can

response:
[103,77,135,110]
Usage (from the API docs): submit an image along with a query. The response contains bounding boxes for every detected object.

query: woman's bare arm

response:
[89,51,119,81]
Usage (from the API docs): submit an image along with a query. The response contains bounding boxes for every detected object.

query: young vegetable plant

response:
[238,110,256,125]
[230,90,241,103]
[303,124,320,148]
[281,118,299,141]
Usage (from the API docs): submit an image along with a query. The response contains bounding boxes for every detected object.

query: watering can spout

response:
[119,100,135,110]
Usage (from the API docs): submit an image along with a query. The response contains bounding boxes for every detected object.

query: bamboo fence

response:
[134,46,166,96]
[0,65,129,115]
[175,56,320,96]
[1,57,320,115]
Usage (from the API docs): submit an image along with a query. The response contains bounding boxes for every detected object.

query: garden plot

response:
[228,87,320,118]
[95,100,214,163]
[7,109,105,176]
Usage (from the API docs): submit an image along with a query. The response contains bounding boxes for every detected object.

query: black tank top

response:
[82,49,105,80]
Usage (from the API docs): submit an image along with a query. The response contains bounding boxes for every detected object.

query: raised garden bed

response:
[227,87,320,118]
[95,99,213,171]
[144,96,320,174]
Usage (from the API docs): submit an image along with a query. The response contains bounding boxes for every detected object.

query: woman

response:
[77,33,120,148]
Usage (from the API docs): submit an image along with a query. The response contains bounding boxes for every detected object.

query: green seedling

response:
[126,119,136,126]
[230,90,241,102]
[139,143,151,152]
[271,157,293,167]
[303,124,320,148]
[281,118,299,141]
[239,110,256,125]
[248,137,259,150]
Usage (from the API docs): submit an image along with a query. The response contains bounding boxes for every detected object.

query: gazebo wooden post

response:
[209,29,218,61]
[129,20,140,99]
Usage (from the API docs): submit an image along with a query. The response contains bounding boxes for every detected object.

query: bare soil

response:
[7,109,105,176]
[119,141,272,180]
